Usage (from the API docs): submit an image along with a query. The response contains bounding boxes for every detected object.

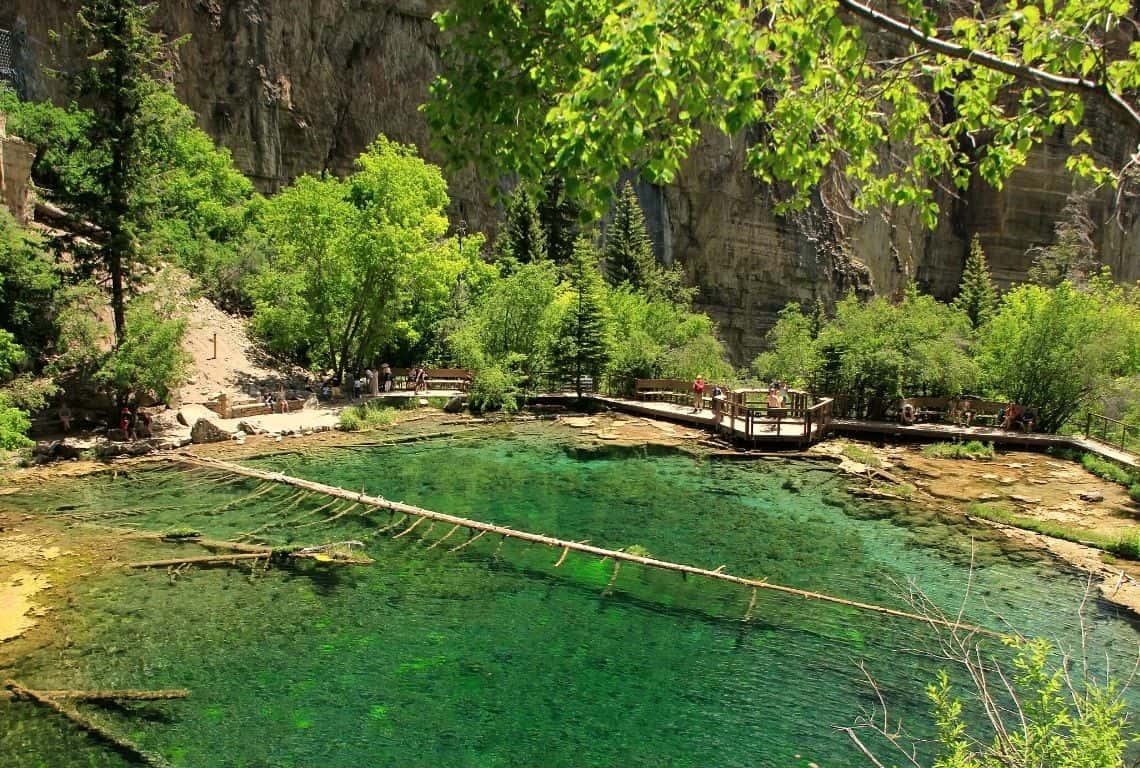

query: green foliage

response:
[537,175,580,264]
[967,501,1139,559]
[496,188,547,266]
[0,88,103,202]
[1080,453,1135,486]
[337,408,363,432]
[467,365,521,413]
[0,209,61,362]
[94,297,191,405]
[0,330,25,381]
[449,262,561,385]
[953,236,999,330]
[841,443,881,468]
[339,403,398,431]
[1130,484,1140,504]
[551,238,611,396]
[253,137,489,378]
[752,302,822,387]
[976,280,1140,432]
[604,182,656,289]
[927,638,1130,767]
[63,0,176,340]
[0,393,32,451]
[426,0,1135,223]
[605,286,732,392]
[764,290,976,417]
[922,441,996,460]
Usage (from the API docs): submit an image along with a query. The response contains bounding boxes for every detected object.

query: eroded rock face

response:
[3,2,1138,362]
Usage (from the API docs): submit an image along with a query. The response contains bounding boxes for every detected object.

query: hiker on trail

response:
[353,375,363,400]
[381,363,393,392]
[277,384,289,413]
[415,365,427,394]
[691,375,706,412]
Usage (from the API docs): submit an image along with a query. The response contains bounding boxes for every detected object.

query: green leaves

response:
[428,0,1139,225]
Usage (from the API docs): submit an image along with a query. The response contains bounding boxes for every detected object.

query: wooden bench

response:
[212,397,306,419]
[634,378,689,404]
[391,368,473,392]
[899,397,954,424]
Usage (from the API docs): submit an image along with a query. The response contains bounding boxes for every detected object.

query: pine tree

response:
[538,175,580,265]
[66,0,172,343]
[603,182,656,289]
[953,235,999,329]
[1027,189,1099,289]
[496,188,547,266]
[552,237,610,397]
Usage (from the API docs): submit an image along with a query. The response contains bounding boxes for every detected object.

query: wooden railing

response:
[805,397,834,439]
[708,389,830,442]
[1085,413,1140,454]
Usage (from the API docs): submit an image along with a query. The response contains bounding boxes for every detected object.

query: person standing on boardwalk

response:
[691,375,706,412]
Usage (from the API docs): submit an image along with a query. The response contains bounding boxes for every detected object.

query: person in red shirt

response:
[691,375,706,412]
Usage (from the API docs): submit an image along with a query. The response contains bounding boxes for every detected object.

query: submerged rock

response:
[443,395,465,414]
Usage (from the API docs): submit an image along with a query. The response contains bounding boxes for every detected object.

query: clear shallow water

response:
[2,427,1138,767]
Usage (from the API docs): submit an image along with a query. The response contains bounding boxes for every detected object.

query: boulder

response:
[237,420,265,435]
[1079,490,1105,503]
[178,403,220,428]
[443,395,466,414]
[191,418,235,444]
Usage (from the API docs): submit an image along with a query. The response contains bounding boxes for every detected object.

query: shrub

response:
[0,395,32,451]
[921,441,995,460]
[1080,453,1134,486]
[1130,484,1140,504]
[338,408,363,431]
[842,443,881,468]
[468,366,520,413]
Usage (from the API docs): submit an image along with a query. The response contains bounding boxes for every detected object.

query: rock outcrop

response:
[190,417,234,444]
[0,110,35,223]
[3,2,1137,362]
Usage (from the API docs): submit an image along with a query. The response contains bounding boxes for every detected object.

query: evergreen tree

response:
[953,235,999,329]
[552,237,610,397]
[66,0,172,343]
[538,175,580,264]
[603,182,656,289]
[496,188,547,266]
[1027,189,1099,289]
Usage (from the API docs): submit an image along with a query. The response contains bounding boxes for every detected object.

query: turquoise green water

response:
[2,427,1138,767]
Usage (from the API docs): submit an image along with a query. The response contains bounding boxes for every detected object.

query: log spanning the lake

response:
[175,453,993,635]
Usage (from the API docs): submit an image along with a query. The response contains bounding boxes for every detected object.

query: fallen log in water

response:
[124,553,267,569]
[5,680,174,767]
[1,688,190,702]
[175,453,995,635]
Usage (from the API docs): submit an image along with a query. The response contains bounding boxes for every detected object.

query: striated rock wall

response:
[3,1,1138,363]
[0,110,35,224]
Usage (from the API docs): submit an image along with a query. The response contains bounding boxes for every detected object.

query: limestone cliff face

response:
[3,1,1137,363]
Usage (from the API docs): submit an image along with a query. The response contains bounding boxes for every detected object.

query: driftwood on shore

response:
[5,679,176,768]
[175,453,994,635]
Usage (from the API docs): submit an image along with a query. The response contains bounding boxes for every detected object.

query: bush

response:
[338,403,398,431]
[1080,453,1134,486]
[0,395,32,451]
[921,441,995,460]
[468,366,520,413]
[338,408,363,431]
[1130,484,1140,504]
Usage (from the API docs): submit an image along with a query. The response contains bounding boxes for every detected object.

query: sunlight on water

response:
[2,427,1137,767]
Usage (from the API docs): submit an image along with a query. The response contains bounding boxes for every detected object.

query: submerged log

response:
[33,688,189,702]
[175,453,994,635]
[124,553,266,569]
[5,680,174,768]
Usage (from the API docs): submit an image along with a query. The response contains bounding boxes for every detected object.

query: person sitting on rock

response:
[137,410,153,439]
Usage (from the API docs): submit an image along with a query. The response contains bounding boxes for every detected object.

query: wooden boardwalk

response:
[831,419,1138,468]
[579,394,831,447]
[560,392,1138,467]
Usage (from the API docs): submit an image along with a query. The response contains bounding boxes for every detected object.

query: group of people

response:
[690,376,728,414]
[117,404,152,440]
[317,363,431,401]
[766,381,788,410]
[261,385,291,413]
